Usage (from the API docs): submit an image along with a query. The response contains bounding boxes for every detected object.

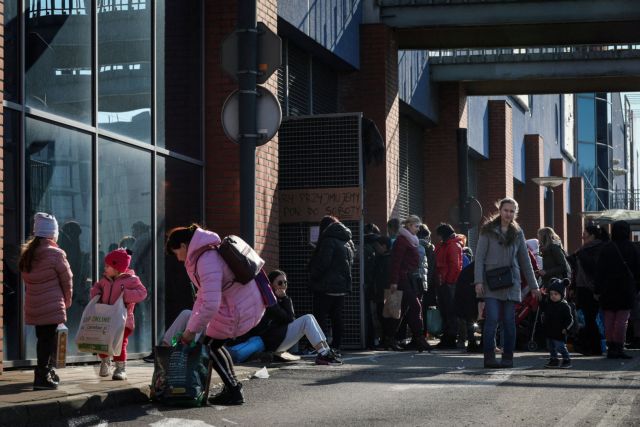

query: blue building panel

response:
[398,51,437,123]
[467,97,489,158]
[278,0,361,68]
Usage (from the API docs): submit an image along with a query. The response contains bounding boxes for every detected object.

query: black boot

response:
[616,342,633,359]
[208,382,244,405]
[484,352,502,369]
[33,367,58,390]
[500,353,514,368]
[415,335,432,353]
[606,341,618,359]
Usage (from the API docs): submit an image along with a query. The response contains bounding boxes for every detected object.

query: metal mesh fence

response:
[279,113,364,348]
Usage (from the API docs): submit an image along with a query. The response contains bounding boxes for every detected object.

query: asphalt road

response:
[51,349,640,427]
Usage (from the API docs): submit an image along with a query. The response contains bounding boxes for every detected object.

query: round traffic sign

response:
[221,86,282,146]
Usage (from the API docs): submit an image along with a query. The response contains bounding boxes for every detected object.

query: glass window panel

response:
[156,156,202,334]
[156,0,202,158]
[25,117,93,359]
[5,0,19,102]
[3,110,20,360]
[98,1,151,142]
[26,1,92,122]
[577,96,595,143]
[99,139,152,354]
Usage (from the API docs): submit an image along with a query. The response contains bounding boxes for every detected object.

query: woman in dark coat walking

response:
[595,220,640,359]
[389,215,431,352]
[569,224,608,355]
[308,216,355,352]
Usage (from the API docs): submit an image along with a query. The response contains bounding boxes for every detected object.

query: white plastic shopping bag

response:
[75,294,127,356]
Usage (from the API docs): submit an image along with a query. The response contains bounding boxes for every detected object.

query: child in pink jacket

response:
[20,212,73,390]
[91,248,147,380]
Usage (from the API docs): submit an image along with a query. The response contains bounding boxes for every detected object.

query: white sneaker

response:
[112,361,127,380]
[99,359,111,377]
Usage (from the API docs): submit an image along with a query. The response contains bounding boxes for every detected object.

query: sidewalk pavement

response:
[0,360,264,427]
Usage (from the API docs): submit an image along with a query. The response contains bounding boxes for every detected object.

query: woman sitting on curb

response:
[242,270,342,365]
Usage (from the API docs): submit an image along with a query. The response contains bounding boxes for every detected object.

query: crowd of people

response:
[17,194,640,406]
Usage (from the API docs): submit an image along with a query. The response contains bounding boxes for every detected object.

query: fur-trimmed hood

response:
[480,217,521,247]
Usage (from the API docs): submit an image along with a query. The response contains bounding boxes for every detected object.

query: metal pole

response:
[457,128,469,236]
[238,0,258,246]
[548,187,555,229]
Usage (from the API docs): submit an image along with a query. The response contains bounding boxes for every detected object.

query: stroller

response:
[515,286,545,351]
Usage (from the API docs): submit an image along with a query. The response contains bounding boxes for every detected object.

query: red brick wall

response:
[1,0,5,374]
[567,176,585,253]
[518,134,545,239]
[477,100,514,221]
[423,83,467,231]
[204,0,279,270]
[341,24,399,234]
[550,158,568,248]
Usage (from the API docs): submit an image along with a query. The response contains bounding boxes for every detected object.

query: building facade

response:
[3,0,631,369]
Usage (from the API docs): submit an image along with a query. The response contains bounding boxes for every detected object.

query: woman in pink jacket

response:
[166,224,266,406]
[91,248,147,380]
[20,213,73,390]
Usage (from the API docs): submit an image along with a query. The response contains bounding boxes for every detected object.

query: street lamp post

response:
[532,176,568,230]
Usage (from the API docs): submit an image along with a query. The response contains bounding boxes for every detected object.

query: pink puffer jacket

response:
[184,228,266,340]
[22,239,73,326]
[90,270,148,330]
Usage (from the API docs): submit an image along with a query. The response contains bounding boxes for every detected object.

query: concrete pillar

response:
[550,158,568,249]
[423,83,467,231]
[477,100,514,220]
[518,134,545,239]
[341,24,399,234]
[204,0,279,269]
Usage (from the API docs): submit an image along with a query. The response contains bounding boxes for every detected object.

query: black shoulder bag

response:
[485,266,513,290]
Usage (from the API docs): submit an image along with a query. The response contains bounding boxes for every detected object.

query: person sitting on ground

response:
[541,278,574,369]
[243,270,342,365]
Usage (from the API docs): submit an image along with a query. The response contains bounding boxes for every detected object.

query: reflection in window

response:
[25,117,93,359]
[157,156,202,334]
[98,1,151,142]
[99,139,152,354]
[3,110,20,360]
[5,1,19,102]
[26,1,92,122]
[156,0,202,158]
[577,95,595,143]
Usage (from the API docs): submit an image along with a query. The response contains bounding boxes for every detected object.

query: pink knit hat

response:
[105,248,131,273]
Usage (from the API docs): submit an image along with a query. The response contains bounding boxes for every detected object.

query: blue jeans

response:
[483,298,516,356]
[547,338,570,361]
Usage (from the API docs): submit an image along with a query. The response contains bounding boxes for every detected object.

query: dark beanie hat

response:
[548,278,570,298]
[436,223,455,240]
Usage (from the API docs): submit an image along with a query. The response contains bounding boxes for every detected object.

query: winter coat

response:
[541,299,574,341]
[245,295,295,351]
[595,240,640,311]
[474,222,538,302]
[418,239,430,284]
[372,251,391,303]
[540,242,571,287]
[22,239,73,325]
[363,233,380,301]
[435,234,464,285]
[184,228,266,340]
[390,228,419,290]
[308,222,355,294]
[455,262,477,320]
[572,239,605,292]
[90,270,147,330]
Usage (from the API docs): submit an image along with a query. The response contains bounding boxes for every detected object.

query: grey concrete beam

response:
[380,0,640,48]
[431,58,640,94]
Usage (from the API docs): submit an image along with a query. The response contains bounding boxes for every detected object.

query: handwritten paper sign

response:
[280,187,362,223]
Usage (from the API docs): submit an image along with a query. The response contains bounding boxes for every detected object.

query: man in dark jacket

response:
[308,216,355,352]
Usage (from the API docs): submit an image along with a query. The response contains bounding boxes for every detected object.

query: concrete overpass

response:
[377,0,640,49]
[428,45,640,94]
